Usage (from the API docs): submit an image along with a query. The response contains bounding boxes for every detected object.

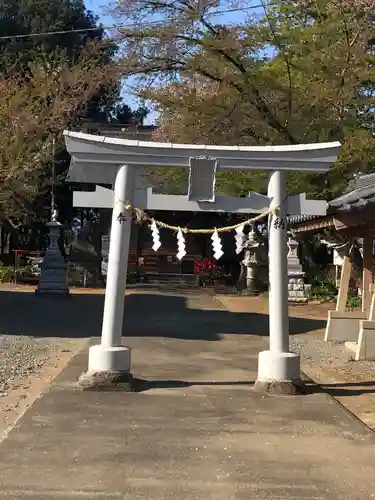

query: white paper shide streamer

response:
[150,219,161,252]
[211,229,224,260]
[176,228,186,260]
[234,224,245,254]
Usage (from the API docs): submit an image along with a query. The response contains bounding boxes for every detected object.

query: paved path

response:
[0,291,375,499]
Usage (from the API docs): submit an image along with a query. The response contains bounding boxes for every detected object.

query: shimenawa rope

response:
[114,197,281,235]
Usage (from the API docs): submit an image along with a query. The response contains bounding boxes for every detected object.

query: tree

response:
[110,0,375,198]
[0,0,122,247]
[0,0,107,68]
[0,45,118,227]
[111,103,149,125]
[0,0,123,129]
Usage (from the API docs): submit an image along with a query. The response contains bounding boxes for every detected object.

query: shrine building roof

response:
[288,172,375,233]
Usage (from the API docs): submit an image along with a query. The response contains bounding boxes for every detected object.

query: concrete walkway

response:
[1,290,375,499]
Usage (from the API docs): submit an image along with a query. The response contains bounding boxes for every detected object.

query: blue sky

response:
[85,0,249,27]
[85,0,112,25]
[84,1,261,123]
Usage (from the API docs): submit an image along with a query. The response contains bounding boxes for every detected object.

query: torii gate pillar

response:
[79,165,135,390]
[254,171,302,394]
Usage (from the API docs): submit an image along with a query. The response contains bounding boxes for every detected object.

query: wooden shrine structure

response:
[289,172,375,361]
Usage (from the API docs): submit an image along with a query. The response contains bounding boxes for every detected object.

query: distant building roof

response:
[78,121,157,140]
[344,172,375,194]
[329,181,375,212]
[287,214,319,224]
[288,171,375,230]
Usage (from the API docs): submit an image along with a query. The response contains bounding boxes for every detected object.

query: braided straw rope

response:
[115,198,277,235]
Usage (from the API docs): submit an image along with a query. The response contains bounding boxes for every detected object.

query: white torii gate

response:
[64,131,340,394]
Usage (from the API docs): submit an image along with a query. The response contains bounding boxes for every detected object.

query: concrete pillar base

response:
[254,350,307,395]
[77,344,134,391]
[78,370,135,391]
[253,378,307,395]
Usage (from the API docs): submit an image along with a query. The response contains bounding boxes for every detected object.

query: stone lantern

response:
[240,225,266,296]
[35,210,69,296]
[287,233,309,303]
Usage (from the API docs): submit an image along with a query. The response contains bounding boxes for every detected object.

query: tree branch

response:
[120,28,298,143]
[259,0,293,122]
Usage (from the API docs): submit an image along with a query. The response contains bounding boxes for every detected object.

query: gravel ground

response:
[0,334,86,441]
[291,332,375,383]
[0,336,51,396]
[0,285,108,414]
[0,286,93,440]
[291,334,347,370]
[292,331,375,430]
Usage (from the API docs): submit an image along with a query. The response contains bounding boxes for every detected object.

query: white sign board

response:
[333,249,344,266]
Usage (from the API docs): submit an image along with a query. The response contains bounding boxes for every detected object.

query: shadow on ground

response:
[96,377,375,397]
[136,379,375,397]
[0,290,326,340]
[133,379,255,391]
[315,381,375,397]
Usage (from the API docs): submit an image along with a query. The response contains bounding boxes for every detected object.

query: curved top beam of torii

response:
[63,130,341,185]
